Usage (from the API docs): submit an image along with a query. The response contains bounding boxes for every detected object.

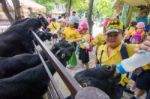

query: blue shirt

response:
[136,17,148,25]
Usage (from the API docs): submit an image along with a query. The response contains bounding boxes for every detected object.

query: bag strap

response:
[120,43,129,78]
[120,43,129,59]
[98,43,128,67]
[52,23,57,30]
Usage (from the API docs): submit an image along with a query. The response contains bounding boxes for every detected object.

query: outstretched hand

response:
[135,36,150,53]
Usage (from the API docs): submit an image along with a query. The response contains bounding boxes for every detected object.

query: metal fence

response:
[32,30,110,99]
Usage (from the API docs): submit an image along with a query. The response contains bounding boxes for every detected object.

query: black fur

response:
[0,15,48,57]
[0,62,53,99]
[74,65,121,99]
[0,39,74,99]
[0,52,47,79]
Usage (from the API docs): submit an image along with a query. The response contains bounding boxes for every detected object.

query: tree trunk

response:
[12,0,22,20]
[0,0,14,24]
[87,0,94,34]
[67,0,72,16]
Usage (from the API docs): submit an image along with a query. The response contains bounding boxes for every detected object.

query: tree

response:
[0,0,23,23]
[35,0,54,11]
[87,0,94,34]
[0,0,14,23]
[95,0,114,17]
[12,0,22,20]
[66,0,72,16]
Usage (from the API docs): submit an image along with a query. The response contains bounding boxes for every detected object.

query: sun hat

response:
[77,21,89,32]
[136,22,145,28]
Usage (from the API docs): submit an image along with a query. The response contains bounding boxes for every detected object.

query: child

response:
[78,21,90,69]
[130,22,145,44]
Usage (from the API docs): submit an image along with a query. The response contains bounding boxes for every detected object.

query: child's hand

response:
[135,36,150,53]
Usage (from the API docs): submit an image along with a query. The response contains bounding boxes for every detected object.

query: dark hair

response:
[72,11,76,14]
[58,16,62,19]
[74,23,79,29]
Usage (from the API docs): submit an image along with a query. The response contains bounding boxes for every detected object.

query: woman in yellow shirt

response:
[96,19,150,99]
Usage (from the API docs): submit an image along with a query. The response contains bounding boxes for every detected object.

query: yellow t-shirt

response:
[97,43,150,86]
[48,21,60,32]
[63,27,81,42]
[79,33,90,49]
[125,26,136,37]
[92,33,105,47]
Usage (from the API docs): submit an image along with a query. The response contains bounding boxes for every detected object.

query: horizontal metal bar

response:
[33,41,64,99]
[32,31,81,96]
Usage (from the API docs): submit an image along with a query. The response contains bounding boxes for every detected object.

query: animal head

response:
[51,40,75,66]
[36,14,48,29]
[75,65,121,98]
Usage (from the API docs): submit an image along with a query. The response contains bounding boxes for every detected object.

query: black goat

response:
[74,65,121,99]
[0,52,47,79]
[0,62,52,99]
[0,41,75,99]
[0,40,75,79]
[0,15,48,57]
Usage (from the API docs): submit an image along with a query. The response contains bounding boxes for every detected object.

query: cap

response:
[106,19,123,34]
[106,29,121,34]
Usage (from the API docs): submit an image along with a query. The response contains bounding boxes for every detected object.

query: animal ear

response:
[37,14,42,19]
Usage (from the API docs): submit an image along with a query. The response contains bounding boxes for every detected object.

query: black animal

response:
[0,41,74,99]
[36,28,52,41]
[0,52,47,79]
[74,65,121,99]
[0,15,48,57]
[51,39,75,66]
[0,62,52,99]
[0,40,74,79]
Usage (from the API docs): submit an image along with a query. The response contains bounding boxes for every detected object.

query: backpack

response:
[120,43,129,59]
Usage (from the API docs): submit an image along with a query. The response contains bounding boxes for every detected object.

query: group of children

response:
[47,13,92,70]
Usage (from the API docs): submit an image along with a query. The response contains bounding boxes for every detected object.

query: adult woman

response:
[96,19,150,99]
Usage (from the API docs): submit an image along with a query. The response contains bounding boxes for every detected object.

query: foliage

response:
[72,0,89,16]
[95,0,114,17]
[35,0,52,11]
[35,0,114,18]
[71,0,114,19]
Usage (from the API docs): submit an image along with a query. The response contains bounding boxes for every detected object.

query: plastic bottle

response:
[116,50,150,74]
[82,39,90,49]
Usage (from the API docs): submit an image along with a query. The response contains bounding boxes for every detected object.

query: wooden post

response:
[0,0,14,23]
[87,0,94,34]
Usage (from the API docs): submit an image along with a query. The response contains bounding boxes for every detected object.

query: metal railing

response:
[32,30,110,99]
[32,30,81,98]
